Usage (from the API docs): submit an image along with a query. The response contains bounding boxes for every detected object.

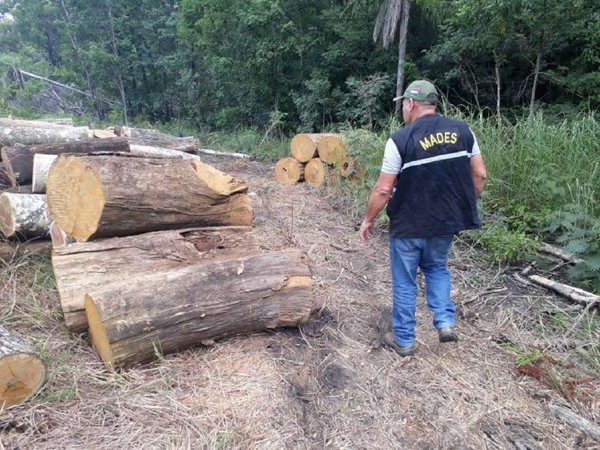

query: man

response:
[359,80,487,357]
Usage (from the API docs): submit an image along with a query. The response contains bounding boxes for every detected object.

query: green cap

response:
[393,80,438,104]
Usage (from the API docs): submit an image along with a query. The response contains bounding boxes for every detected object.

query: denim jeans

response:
[389,235,456,345]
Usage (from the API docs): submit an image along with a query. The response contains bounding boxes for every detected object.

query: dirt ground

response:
[1,156,598,449]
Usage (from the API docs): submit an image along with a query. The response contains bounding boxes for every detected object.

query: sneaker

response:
[382,331,417,357]
[438,326,458,343]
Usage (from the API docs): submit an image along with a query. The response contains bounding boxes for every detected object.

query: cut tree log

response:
[0,193,50,239]
[49,221,75,247]
[539,243,585,264]
[0,118,91,146]
[46,155,252,242]
[129,144,201,160]
[0,162,10,190]
[113,126,198,154]
[0,325,47,407]
[52,226,258,332]
[549,404,600,442]
[1,137,130,187]
[34,118,73,126]
[317,134,347,165]
[336,156,356,177]
[197,148,251,159]
[93,129,117,138]
[85,249,313,368]
[32,154,56,193]
[304,158,326,187]
[275,157,304,184]
[528,275,600,306]
[290,133,323,162]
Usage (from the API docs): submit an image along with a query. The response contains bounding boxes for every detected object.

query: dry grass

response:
[1,157,598,449]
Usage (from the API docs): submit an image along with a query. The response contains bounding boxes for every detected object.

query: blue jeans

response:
[389,235,455,345]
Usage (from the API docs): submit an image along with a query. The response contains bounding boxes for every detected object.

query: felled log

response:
[93,129,117,138]
[114,126,198,154]
[34,118,73,126]
[337,156,356,177]
[539,243,585,264]
[275,157,304,184]
[85,249,313,368]
[47,155,252,242]
[1,137,130,186]
[129,144,201,160]
[49,221,75,247]
[32,154,56,193]
[290,134,323,162]
[197,148,250,159]
[0,162,10,189]
[52,226,257,332]
[0,240,51,261]
[317,134,347,164]
[0,325,47,407]
[304,158,326,187]
[528,275,599,306]
[0,118,91,146]
[0,193,50,238]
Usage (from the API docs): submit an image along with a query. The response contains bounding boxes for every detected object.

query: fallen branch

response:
[549,404,600,442]
[539,243,584,264]
[528,275,600,306]
[197,148,251,159]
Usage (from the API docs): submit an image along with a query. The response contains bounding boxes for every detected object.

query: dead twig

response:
[549,404,600,442]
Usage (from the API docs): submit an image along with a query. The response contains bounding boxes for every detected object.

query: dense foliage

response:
[0,0,597,128]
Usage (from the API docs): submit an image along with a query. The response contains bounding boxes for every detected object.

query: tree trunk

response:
[0,325,47,407]
[32,154,56,193]
[33,118,74,126]
[0,193,50,239]
[113,126,198,154]
[85,249,313,368]
[46,155,252,242]
[275,157,304,184]
[0,118,91,146]
[549,404,600,442]
[50,221,75,248]
[529,51,542,118]
[0,162,10,190]
[394,0,411,117]
[1,137,130,186]
[317,134,347,165]
[52,226,257,332]
[493,51,502,118]
[129,144,201,160]
[290,133,325,162]
[304,158,326,187]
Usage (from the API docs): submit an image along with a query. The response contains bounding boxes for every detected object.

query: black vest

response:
[387,114,481,238]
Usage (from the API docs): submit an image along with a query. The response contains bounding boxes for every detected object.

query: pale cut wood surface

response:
[275,157,304,184]
[290,133,323,162]
[317,134,347,164]
[0,325,47,407]
[85,249,313,368]
[52,226,257,332]
[46,155,253,242]
[304,158,326,187]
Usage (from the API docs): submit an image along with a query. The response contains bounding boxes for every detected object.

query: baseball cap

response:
[393,80,439,104]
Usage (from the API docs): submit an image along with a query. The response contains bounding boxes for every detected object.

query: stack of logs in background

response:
[275,133,355,186]
[0,117,313,408]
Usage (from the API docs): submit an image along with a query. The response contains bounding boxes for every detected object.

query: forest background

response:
[0,0,598,292]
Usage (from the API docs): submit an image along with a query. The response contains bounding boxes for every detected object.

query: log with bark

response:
[528,275,600,306]
[49,221,75,247]
[129,144,201,160]
[52,226,258,332]
[336,156,356,178]
[46,155,253,241]
[32,154,56,193]
[0,118,91,146]
[275,157,304,184]
[0,162,10,190]
[317,134,347,165]
[549,404,600,442]
[304,158,326,187]
[113,126,198,154]
[0,193,50,239]
[85,248,313,368]
[0,325,47,407]
[1,137,130,187]
[34,118,74,126]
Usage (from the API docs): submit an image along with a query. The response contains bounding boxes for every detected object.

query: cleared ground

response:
[1,157,598,449]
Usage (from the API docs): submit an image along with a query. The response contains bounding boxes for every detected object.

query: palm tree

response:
[373,0,411,116]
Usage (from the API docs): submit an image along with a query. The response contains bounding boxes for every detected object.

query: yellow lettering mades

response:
[419,132,458,150]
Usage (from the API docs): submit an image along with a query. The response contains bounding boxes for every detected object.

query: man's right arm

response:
[470,154,487,198]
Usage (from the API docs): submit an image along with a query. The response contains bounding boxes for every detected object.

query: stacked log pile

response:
[275,133,355,186]
[0,116,314,373]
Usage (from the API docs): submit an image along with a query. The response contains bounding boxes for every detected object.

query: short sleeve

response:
[381,138,402,174]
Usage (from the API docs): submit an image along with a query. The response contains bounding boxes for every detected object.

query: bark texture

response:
[85,249,313,368]
[114,126,198,154]
[129,144,201,160]
[52,226,257,332]
[0,193,50,238]
[32,154,57,193]
[46,155,252,242]
[0,118,91,146]
[0,325,47,407]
